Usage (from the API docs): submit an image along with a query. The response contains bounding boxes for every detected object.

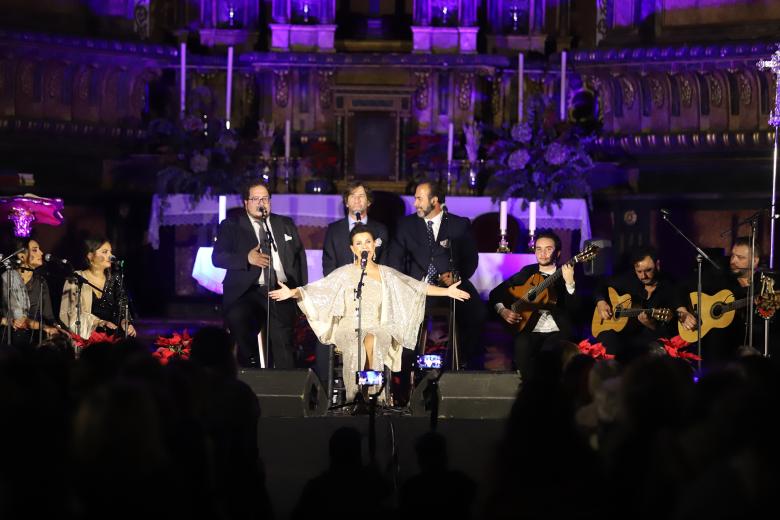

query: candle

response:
[218,195,227,224]
[447,122,454,163]
[560,50,567,121]
[284,119,291,160]
[225,46,234,129]
[180,42,186,116]
[518,53,524,122]
[529,201,537,236]
[499,200,508,234]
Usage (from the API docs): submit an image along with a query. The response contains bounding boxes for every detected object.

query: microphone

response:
[354,211,362,223]
[44,254,69,265]
[660,208,671,217]
[260,207,269,220]
[360,250,368,270]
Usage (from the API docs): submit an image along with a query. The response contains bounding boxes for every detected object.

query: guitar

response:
[504,244,600,332]
[591,287,673,337]
[677,288,780,342]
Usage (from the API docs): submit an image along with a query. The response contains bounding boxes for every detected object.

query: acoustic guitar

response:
[505,244,600,332]
[677,287,780,342]
[591,287,673,337]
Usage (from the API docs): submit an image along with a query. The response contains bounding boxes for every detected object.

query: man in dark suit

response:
[489,230,579,382]
[213,181,307,368]
[387,181,486,368]
[322,181,389,276]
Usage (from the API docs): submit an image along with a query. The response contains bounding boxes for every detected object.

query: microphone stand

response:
[260,210,277,368]
[0,249,24,346]
[352,256,368,414]
[442,206,461,371]
[661,212,720,370]
[69,271,104,341]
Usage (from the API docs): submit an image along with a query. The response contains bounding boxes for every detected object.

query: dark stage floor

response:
[258,415,506,519]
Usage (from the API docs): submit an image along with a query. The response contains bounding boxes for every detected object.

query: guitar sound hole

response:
[527,290,537,302]
[712,304,722,318]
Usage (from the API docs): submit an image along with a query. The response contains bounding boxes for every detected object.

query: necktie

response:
[257,221,277,289]
[426,220,438,285]
[349,219,367,231]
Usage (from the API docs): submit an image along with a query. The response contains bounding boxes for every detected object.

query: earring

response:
[353,254,357,263]
[372,253,376,261]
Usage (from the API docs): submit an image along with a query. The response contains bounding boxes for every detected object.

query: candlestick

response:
[560,50,567,121]
[499,200,508,234]
[225,46,233,129]
[284,119,291,160]
[528,201,536,235]
[447,123,454,163]
[518,53,524,122]
[179,42,186,116]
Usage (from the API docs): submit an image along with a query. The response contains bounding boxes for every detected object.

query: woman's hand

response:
[270,282,294,301]
[446,281,471,301]
[99,320,118,330]
[121,320,137,337]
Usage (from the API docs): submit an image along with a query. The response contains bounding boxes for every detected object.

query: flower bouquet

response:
[153,330,192,365]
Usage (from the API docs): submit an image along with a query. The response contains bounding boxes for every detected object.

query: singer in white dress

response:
[270,224,470,401]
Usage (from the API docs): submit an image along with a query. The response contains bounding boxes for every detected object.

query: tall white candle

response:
[180,42,187,116]
[560,50,567,121]
[218,195,227,224]
[284,119,291,160]
[225,46,234,129]
[518,53,524,122]
[499,200,508,234]
[529,201,537,235]
[446,123,454,163]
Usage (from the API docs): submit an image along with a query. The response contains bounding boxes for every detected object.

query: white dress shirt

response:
[423,210,444,240]
[250,216,287,286]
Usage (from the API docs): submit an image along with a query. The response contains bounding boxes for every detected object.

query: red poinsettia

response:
[658,335,701,362]
[577,339,615,360]
[69,330,122,350]
[153,330,192,366]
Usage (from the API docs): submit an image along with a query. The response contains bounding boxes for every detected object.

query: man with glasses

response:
[322,181,389,276]
[213,180,307,368]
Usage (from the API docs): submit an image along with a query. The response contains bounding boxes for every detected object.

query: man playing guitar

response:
[593,246,688,362]
[488,230,578,382]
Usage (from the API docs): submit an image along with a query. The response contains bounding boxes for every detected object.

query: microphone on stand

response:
[360,250,368,270]
[260,207,277,252]
[355,211,362,223]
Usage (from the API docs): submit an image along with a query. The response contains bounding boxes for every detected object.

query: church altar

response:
[148,193,591,249]
[192,247,537,299]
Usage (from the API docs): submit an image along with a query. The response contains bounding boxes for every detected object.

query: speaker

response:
[410,371,521,419]
[583,239,613,277]
[238,369,328,417]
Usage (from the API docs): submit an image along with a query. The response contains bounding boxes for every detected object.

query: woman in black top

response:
[60,237,136,338]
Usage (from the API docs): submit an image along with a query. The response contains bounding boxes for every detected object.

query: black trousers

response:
[224,285,296,369]
[513,330,566,382]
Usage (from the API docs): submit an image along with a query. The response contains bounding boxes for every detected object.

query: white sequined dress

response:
[297,264,428,400]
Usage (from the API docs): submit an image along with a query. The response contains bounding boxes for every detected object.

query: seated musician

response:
[680,236,768,366]
[593,246,687,362]
[488,230,578,382]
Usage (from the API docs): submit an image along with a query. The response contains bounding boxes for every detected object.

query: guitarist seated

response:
[680,236,767,366]
[488,230,579,382]
[593,246,687,363]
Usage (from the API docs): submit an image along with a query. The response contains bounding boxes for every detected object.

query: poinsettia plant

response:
[657,335,701,362]
[153,329,192,366]
[68,330,122,351]
[577,339,615,360]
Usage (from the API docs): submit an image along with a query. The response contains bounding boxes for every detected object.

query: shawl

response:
[297,264,428,372]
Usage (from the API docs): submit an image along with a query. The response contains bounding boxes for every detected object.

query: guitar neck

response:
[723,297,749,313]
[534,260,574,294]
[615,307,665,319]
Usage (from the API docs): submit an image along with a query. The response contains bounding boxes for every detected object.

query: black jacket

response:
[488,264,580,337]
[213,211,307,309]
[387,211,478,282]
[321,218,389,277]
